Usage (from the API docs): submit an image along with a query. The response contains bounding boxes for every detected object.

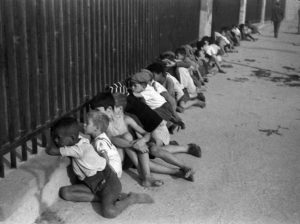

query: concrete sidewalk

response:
[29,25,300,224]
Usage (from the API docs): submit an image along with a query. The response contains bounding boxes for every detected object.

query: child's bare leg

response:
[162,144,201,158]
[59,184,100,202]
[149,160,194,181]
[100,174,153,218]
[137,152,164,187]
[180,99,205,109]
[150,145,186,168]
[123,132,163,187]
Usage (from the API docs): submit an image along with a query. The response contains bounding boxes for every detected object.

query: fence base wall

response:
[0,151,71,224]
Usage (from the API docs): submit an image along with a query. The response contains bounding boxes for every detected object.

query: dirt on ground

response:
[34,24,300,224]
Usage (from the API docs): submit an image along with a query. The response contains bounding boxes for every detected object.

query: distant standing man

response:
[271,2,284,38]
[298,8,300,34]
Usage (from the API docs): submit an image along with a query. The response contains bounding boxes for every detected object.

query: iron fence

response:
[0,0,201,177]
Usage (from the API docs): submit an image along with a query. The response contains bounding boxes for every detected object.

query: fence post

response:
[199,0,213,39]
[239,0,247,24]
[260,0,267,24]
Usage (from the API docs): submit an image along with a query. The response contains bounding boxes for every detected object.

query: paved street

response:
[35,24,300,224]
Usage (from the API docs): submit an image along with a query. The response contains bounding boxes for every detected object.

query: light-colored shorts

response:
[151,120,170,145]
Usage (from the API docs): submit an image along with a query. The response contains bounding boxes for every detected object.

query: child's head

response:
[146,62,166,83]
[85,110,109,137]
[175,47,186,60]
[90,92,115,110]
[51,117,80,147]
[196,40,207,51]
[131,70,152,93]
[159,51,176,61]
[90,92,116,119]
[113,93,128,109]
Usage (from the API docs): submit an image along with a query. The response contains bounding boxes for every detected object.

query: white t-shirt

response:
[204,44,220,56]
[94,133,122,178]
[215,32,231,45]
[141,85,166,109]
[177,67,197,98]
[60,136,106,181]
[166,73,184,100]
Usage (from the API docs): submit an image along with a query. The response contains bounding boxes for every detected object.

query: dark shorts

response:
[83,165,121,201]
[178,89,190,104]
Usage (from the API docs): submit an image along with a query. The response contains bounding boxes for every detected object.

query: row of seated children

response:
[46,69,203,218]
[45,27,260,218]
[195,22,260,75]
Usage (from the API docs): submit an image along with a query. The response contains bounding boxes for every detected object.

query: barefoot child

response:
[85,111,122,178]
[46,117,153,218]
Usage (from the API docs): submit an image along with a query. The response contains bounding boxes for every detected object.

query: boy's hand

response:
[131,140,149,153]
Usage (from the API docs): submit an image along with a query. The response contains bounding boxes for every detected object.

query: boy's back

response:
[60,136,107,181]
[93,132,122,178]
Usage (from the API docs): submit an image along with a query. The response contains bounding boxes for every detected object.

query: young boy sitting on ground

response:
[85,110,122,178]
[46,117,153,218]
[197,37,226,74]
[131,70,185,132]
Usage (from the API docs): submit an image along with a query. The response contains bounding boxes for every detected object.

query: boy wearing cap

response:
[131,70,185,133]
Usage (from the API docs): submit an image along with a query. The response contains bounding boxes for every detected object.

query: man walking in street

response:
[271,1,284,38]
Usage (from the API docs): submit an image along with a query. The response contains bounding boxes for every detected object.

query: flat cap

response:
[131,69,152,83]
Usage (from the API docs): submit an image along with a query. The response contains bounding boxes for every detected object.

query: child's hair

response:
[196,40,206,50]
[146,62,165,75]
[159,51,176,61]
[113,93,128,109]
[201,36,212,44]
[90,92,115,110]
[51,117,80,139]
[87,110,109,133]
[175,47,186,56]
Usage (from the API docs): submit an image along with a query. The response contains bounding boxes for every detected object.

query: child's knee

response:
[150,146,163,157]
[59,187,71,201]
[102,206,118,219]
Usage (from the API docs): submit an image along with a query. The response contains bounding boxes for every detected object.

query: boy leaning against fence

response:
[85,110,122,178]
[46,116,153,218]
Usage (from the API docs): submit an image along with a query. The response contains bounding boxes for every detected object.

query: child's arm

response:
[46,138,61,156]
[160,90,177,111]
[124,115,151,151]
[98,150,109,163]
[46,144,61,156]
[109,135,133,149]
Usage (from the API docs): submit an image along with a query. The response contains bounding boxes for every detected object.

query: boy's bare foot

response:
[117,193,129,201]
[176,106,185,113]
[188,143,201,158]
[179,168,195,182]
[142,178,164,187]
[128,192,154,204]
[219,69,226,74]
[196,101,206,109]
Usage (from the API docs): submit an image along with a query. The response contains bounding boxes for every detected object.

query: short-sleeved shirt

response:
[140,85,166,110]
[125,94,163,132]
[166,73,184,100]
[60,136,107,181]
[177,67,197,98]
[204,44,220,56]
[94,133,122,178]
